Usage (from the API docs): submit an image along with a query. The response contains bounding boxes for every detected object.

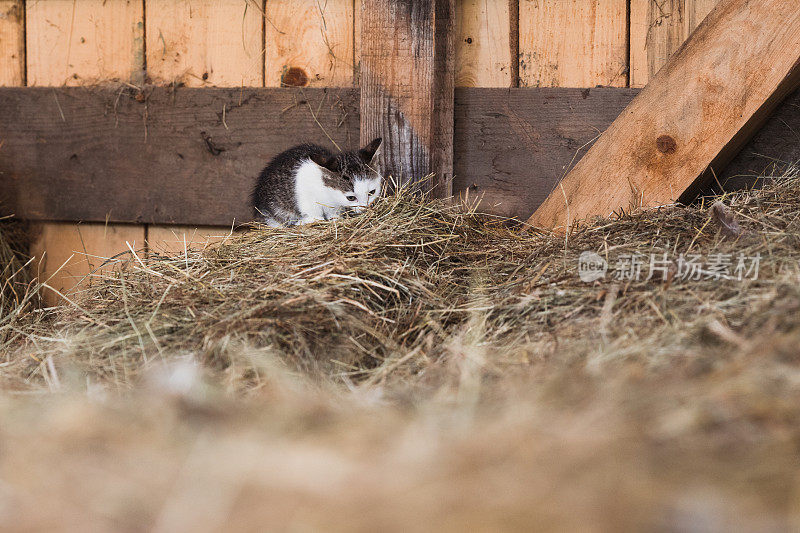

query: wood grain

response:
[453,87,638,219]
[25,0,146,304]
[29,222,144,303]
[455,0,512,87]
[354,0,361,85]
[360,0,455,196]
[0,0,24,85]
[264,0,354,87]
[630,0,721,87]
[519,0,628,88]
[3,85,799,226]
[527,0,800,230]
[146,0,263,87]
[146,0,266,251]
[0,86,360,226]
[1,86,640,224]
[720,87,800,189]
[26,0,144,86]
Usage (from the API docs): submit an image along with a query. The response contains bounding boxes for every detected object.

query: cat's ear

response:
[310,153,338,172]
[359,137,382,164]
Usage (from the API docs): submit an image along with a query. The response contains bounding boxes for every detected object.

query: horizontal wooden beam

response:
[0,86,360,226]
[1,85,798,225]
[453,87,638,219]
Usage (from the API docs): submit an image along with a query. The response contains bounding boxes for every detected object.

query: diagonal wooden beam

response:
[359,0,455,197]
[527,0,800,231]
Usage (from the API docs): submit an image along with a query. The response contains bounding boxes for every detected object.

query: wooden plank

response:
[519,0,628,88]
[360,0,455,196]
[453,87,638,219]
[455,0,512,87]
[453,0,519,214]
[30,223,143,305]
[146,0,265,250]
[527,0,800,230]
[146,0,263,87]
[0,0,24,86]
[264,0,355,87]
[1,86,646,224]
[26,0,144,86]
[4,85,798,227]
[630,0,721,88]
[354,0,361,85]
[0,86,360,226]
[25,0,146,304]
[720,87,800,188]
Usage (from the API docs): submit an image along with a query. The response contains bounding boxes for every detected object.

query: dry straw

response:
[2,168,800,530]
[4,166,800,394]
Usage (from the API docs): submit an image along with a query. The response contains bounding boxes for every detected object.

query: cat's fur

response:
[251,138,383,226]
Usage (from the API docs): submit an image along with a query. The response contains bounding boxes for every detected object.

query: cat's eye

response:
[346,195,357,202]
[368,189,376,195]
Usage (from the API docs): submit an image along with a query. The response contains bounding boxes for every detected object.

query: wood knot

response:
[465,37,473,44]
[656,135,677,154]
[282,67,309,87]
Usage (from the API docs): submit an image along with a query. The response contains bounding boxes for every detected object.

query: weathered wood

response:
[25,0,146,305]
[720,87,800,188]
[146,0,266,250]
[519,0,628,88]
[453,87,638,219]
[0,86,359,226]
[26,0,145,86]
[146,0,263,87]
[5,85,800,226]
[264,0,355,88]
[0,86,635,224]
[509,0,520,88]
[630,0,721,88]
[527,0,800,231]
[0,0,24,86]
[455,0,512,87]
[360,0,455,196]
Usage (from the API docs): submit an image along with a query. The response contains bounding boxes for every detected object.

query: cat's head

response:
[310,138,383,212]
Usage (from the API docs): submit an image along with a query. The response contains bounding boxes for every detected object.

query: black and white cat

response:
[251,138,383,226]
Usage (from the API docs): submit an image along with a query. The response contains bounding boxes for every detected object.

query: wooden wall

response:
[1,0,722,302]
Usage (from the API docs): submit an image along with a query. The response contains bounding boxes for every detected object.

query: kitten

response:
[251,138,383,226]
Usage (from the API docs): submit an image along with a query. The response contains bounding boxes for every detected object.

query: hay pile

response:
[8,189,535,388]
[2,167,800,530]
[8,168,800,391]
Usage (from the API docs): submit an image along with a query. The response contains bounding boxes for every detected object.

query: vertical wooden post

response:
[360,0,455,197]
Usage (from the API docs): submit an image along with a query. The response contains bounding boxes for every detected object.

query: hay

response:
[2,167,800,530]
[0,219,35,331]
[8,166,800,391]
